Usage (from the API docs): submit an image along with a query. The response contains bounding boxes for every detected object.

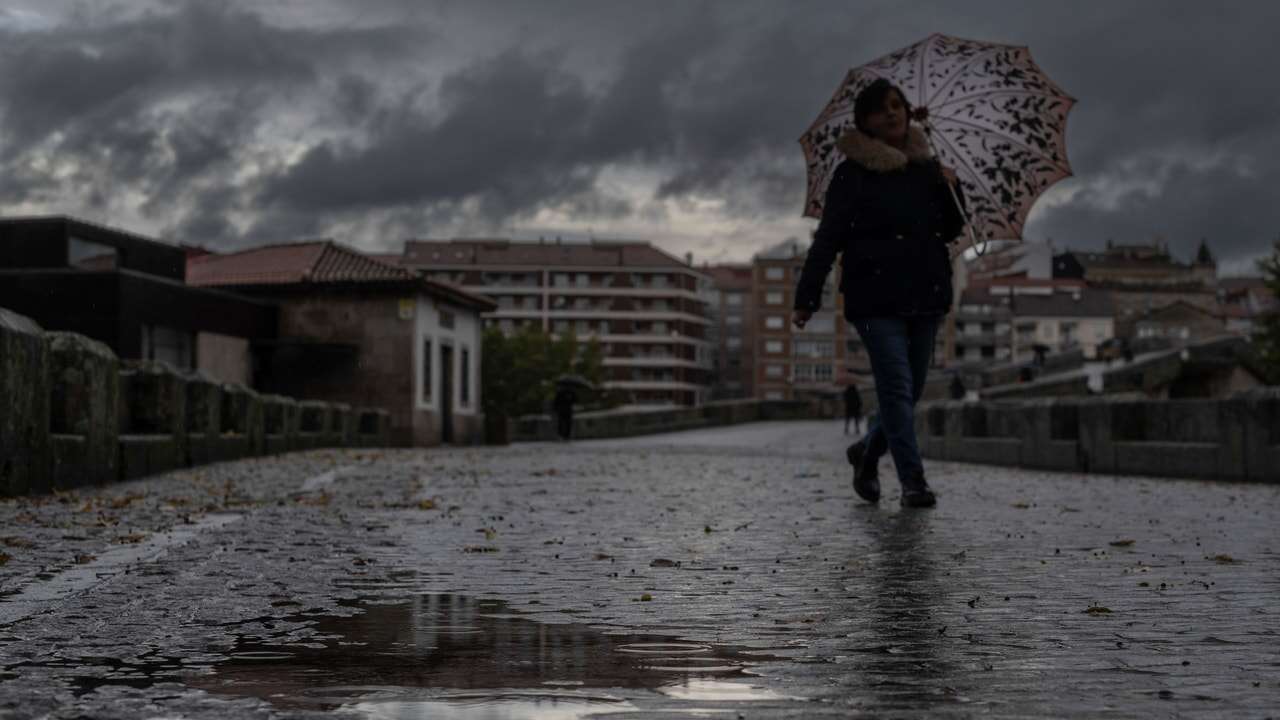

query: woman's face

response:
[863,90,909,144]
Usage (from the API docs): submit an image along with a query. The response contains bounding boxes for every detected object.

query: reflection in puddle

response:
[660,679,793,702]
[350,691,634,720]
[184,594,782,716]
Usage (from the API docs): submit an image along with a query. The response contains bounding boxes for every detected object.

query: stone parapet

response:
[0,306,394,497]
[916,393,1276,483]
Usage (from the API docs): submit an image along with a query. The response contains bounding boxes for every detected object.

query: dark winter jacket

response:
[795,125,966,319]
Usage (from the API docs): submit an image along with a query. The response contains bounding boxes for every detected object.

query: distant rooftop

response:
[186,240,494,310]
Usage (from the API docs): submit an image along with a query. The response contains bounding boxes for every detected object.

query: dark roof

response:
[187,240,495,311]
[1135,299,1224,322]
[402,238,696,270]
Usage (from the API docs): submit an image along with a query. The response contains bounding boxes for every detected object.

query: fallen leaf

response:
[74,554,96,564]
[1012,502,1031,509]
[462,546,498,554]
[639,593,653,602]
[592,553,613,561]
[114,533,148,545]
[650,558,678,568]
[417,499,437,510]
[1109,539,1135,547]
[1209,554,1240,564]
[1083,606,1113,615]
[2,537,35,549]
[0,552,10,566]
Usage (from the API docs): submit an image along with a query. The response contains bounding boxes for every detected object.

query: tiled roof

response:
[402,238,695,270]
[187,241,417,287]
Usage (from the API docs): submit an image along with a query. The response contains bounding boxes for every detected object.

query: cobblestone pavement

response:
[1,421,1278,719]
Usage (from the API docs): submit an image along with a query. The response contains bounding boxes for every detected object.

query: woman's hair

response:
[853,78,912,134]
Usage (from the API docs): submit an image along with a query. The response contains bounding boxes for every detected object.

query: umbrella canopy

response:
[555,374,594,390]
[800,33,1076,245]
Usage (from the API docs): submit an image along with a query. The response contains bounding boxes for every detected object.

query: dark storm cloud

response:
[2,0,1280,266]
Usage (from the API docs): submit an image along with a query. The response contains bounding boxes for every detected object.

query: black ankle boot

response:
[846,441,880,503]
[899,474,936,508]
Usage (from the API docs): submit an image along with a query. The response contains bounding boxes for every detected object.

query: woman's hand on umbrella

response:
[940,166,958,186]
[792,309,812,329]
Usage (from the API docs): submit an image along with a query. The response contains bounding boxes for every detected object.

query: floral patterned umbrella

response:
[799,33,1076,246]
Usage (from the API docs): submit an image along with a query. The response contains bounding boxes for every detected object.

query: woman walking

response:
[793,78,965,508]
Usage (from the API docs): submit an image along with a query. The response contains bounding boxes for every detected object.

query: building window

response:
[421,337,433,403]
[765,340,784,354]
[726,337,742,350]
[794,364,833,383]
[726,293,743,307]
[765,315,784,330]
[726,315,743,326]
[804,314,835,333]
[439,309,455,329]
[765,267,785,281]
[765,291,784,305]
[765,364,784,378]
[794,339,833,358]
[141,325,194,369]
[765,391,784,400]
[460,346,471,406]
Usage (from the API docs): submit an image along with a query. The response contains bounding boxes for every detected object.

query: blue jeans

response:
[853,316,940,481]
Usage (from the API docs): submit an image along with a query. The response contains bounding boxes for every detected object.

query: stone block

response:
[324,403,351,447]
[0,307,50,496]
[297,400,329,449]
[117,360,188,481]
[185,371,222,467]
[1236,388,1280,483]
[1020,399,1083,472]
[46,332,119,489]
[218,383,264,460]
[1075,398,1119,475]
[261,394,300,455]
[356,408,392,447]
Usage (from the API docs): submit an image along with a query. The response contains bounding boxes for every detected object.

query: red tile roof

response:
[186,240,495,311]
[187,241,417,287]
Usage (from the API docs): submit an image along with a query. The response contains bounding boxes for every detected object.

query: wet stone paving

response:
[1,420,1278,719]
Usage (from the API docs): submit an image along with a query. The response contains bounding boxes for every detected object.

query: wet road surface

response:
[1,420,1278,718]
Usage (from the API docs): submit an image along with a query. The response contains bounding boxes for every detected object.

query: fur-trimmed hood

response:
[836,125,933,173]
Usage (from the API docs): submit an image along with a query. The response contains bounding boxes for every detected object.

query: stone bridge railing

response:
[2,307,391,497]
[915,393,1280,482]
[510,399,815,443]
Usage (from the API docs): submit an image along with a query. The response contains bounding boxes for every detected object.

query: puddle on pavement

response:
[178,594,784,717]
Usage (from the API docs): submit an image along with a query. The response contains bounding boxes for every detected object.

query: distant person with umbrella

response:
[553,375,589,441]
[843,383,864,435]
[796,34,1075,508]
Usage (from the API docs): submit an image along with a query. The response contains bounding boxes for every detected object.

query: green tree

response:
[481,325,611,441]
[1255,236,1280,383]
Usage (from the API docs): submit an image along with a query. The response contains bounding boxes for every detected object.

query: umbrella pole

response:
[921,121,986,259]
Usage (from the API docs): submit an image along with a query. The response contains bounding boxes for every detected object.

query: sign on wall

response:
[398,298,414,320]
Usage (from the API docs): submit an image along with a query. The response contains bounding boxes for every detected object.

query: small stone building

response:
[188,241,495,446]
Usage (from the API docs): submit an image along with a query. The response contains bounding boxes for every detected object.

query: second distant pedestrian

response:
[553,386,576,441]
[843,384,864,435]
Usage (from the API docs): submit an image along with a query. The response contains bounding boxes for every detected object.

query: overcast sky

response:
[2,1,1277,273]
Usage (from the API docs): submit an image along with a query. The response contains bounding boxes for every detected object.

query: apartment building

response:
[703,264,755,399]
[750,238,877,401]
[957,279,1115,362]
[397,238,713,407]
